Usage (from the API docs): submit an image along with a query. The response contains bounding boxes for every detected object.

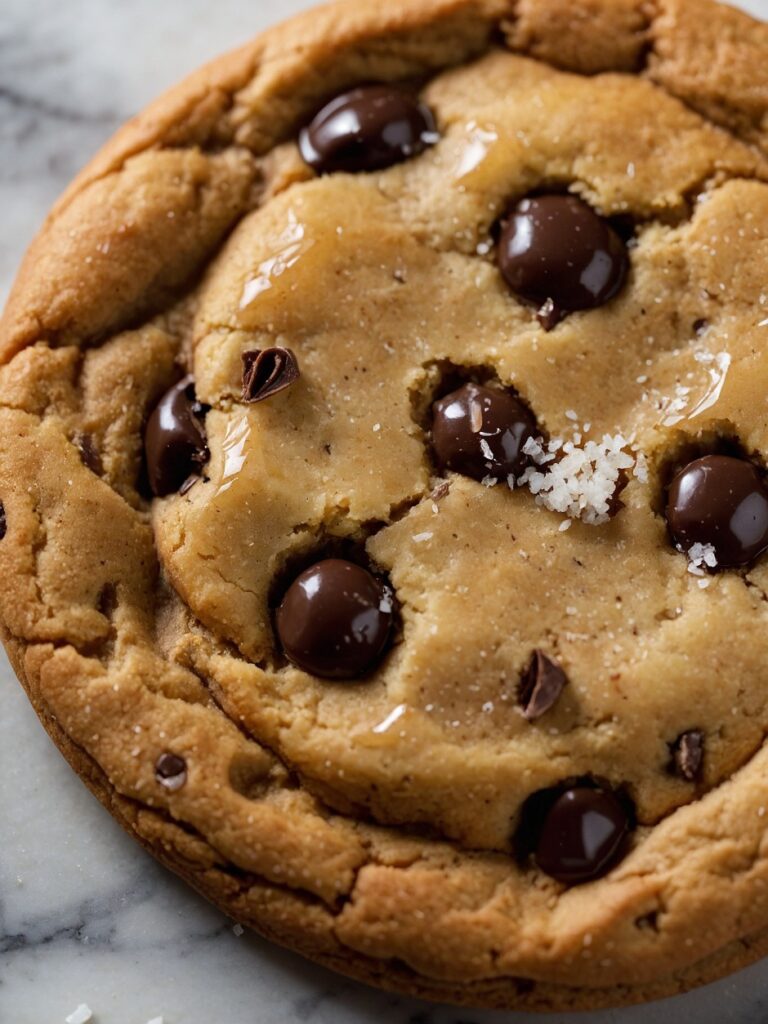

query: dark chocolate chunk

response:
[242,348,300,403]
[431,383,536,483]
[299,85,437,175]
[519,650,568,721]
[498,195,629,329]
[535,786,630,885]
[276,559,394,680]
[671,730,704,782]
[666,454,768,568]
[0,502,5,541]
[144,376,209,498]
[75,433,103,476]
[155,752,187,791]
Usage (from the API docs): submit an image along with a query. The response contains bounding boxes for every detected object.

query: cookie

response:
[3,0,768,1010]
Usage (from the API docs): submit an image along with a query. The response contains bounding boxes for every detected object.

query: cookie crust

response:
[4,0,768,1010]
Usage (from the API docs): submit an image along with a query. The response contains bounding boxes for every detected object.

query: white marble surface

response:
[4,1,768,1021]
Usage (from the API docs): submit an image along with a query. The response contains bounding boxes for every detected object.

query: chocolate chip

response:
[276,559,394,679]
[534,786,630,885]
[0,502,6,541]
[671,730,704,782]
[242,348,300,404]
[155,752,187,791]
[498,196,629,329]
[431,383,537,483]
[666,454,768,568]
[144,376,209,498]
[519,650,568,721]
[299,85,437,175]
[75,433,103,476]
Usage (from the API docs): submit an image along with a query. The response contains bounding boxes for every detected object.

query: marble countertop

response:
[3,1,768,1021]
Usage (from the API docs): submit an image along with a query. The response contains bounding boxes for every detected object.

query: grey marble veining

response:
[3,1,768,1021]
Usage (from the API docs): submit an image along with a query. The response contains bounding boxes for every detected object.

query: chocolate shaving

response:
[430,481,451,503]
[75,433,103,476]
[671,730,704,782]
[536,298,563,332]
[155,752,187,791]
[519,650,568,720]
[179,474,200,496]
[0,502,6,540]
[242,347,300,403]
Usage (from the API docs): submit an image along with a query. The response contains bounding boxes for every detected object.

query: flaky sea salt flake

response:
[65,1006,93,1024]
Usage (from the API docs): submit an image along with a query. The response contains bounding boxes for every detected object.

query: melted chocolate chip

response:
[75,433,103,476]
[671,730,704,782]
[666,454,768,568]
[242,348,300,403]
[155,752,187,791]
[431,383,536,483]
[0,502,6,541]
[144,376,209,498]
[299,85,437,175]
[498,195,629,329]
[519,650,568,721]
[535,786,630,885]
[276,559,394,679]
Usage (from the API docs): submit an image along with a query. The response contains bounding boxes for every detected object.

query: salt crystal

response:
[687,542,717,576]
[559,520,572,532]
[479,438,494,461]
[233,923,244,937]
[481,475,498,487]
[517,434,635,525]
[65,1006,93,1024]
[412,532,433,544]
[565,409,579,421]
[372,423,381,432]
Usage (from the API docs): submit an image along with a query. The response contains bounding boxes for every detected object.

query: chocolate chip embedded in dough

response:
[299,85,438,175]
[666,455,768,569]
[276,559,394,680]
[498,195,629,329]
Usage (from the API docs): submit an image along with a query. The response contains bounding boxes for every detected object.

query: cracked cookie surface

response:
[4,0,768,1011]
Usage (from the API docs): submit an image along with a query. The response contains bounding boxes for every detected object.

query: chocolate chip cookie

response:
[4,0,768,1010]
